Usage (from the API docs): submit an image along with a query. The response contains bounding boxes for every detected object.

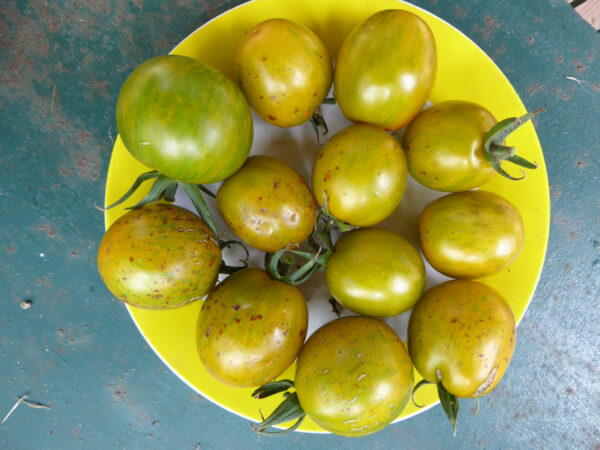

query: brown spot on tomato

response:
[233,304,240,310]
[268,115,277,120]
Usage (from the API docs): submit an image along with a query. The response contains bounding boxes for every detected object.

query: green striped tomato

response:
[334,9,437,130]
[311,124,407,227]
[235,18,332,127]
[325,228,426,317]
[217,155,317,253]
[295,316,413,436]
[196,268,308,387]
[97,203,221,309]
[407,280,516,398]
[116,55,253,184]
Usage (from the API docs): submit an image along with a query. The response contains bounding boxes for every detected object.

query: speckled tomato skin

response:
[334,9,437,130]
[311,124,407,227]
[216,155,317,253]
[402,101,497,192]
[196,268,308,387]
[235,18,332,127]
[97,203,221,309]
[419,190,525,279]
[295,316,413,437]
[116,55,253,184]
[407,280,516,398]
[326,228,425,317]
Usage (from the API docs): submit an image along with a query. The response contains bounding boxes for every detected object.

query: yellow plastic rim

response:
[104,0,550,434]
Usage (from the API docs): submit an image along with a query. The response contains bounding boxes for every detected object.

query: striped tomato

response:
[196,268,308,387]
[116,55,253,184]
[334,9,437,130]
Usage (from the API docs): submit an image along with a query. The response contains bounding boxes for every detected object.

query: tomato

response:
[419,190,525,279]
[116,55,253,184]
[402,100,498,191]
[235,18,332,127]
[217,155,317,253]
[325,228,425,316]
[407,280,516,398]
[295,316,413,436]
[97,203,221,309]
[196,268,308,387]
[311,124,407,227]
[334,9,437,130]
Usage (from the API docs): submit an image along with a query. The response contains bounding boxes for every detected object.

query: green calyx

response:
[264,197,355,285]
[104,170,248,274]
[251,380,306,436]
[484,108,545,180]
[411,379,460,437]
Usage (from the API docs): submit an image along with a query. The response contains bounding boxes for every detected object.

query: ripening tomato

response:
[196,268,308,387]
[407,280,516,398]
[295,316,413,437]
[419,190,525,279]
[235,18,332,127]
[311,124,407,227]
[116,55,253,184]
[97,203,221,309]
[325,228,425,316]
[402,101,498,191]
[334,9,437,130]
[217,155,317,253]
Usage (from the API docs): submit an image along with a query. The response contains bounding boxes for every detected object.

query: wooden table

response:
[1,1,599,448]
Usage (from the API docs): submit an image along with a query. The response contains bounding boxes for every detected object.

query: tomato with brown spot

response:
[311,124,407,227]
[419,190,525,279]
[334,10,437,130]
[196,268,308,387]
[294,316,413,436]
[407,280,516,398]
[97,203,221,309]
[401,100,498,191]
[235,18,332,127]
[217,155,317,252]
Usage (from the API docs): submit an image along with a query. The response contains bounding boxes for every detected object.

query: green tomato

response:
[419,190,525,279]
[117,55,253,184]
[326,228,425,316]
[334,9,437,130]
[196,268,308,387]
[235,18,332,127]
[407,280,516,398]
[295,316,413,436]
[402,100,498,192]
[97,203,221,309]
[217,155,317,253]
[311,124,407,227]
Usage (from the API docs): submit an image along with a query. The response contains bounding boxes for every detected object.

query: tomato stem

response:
[411,379,435,408]
[251,382,306,436]
[483,108,544,180]
[437,382,460,437]
[103,170,161,210]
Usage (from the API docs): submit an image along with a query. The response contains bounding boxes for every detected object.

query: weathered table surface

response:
[1,1,599,448]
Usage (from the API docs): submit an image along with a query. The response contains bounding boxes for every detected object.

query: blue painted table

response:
[1,1,599,448]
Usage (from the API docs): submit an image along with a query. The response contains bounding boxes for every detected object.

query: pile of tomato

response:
[98,9,541,437]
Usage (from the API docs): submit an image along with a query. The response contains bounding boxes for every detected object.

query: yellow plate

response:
[104,0,549,433]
